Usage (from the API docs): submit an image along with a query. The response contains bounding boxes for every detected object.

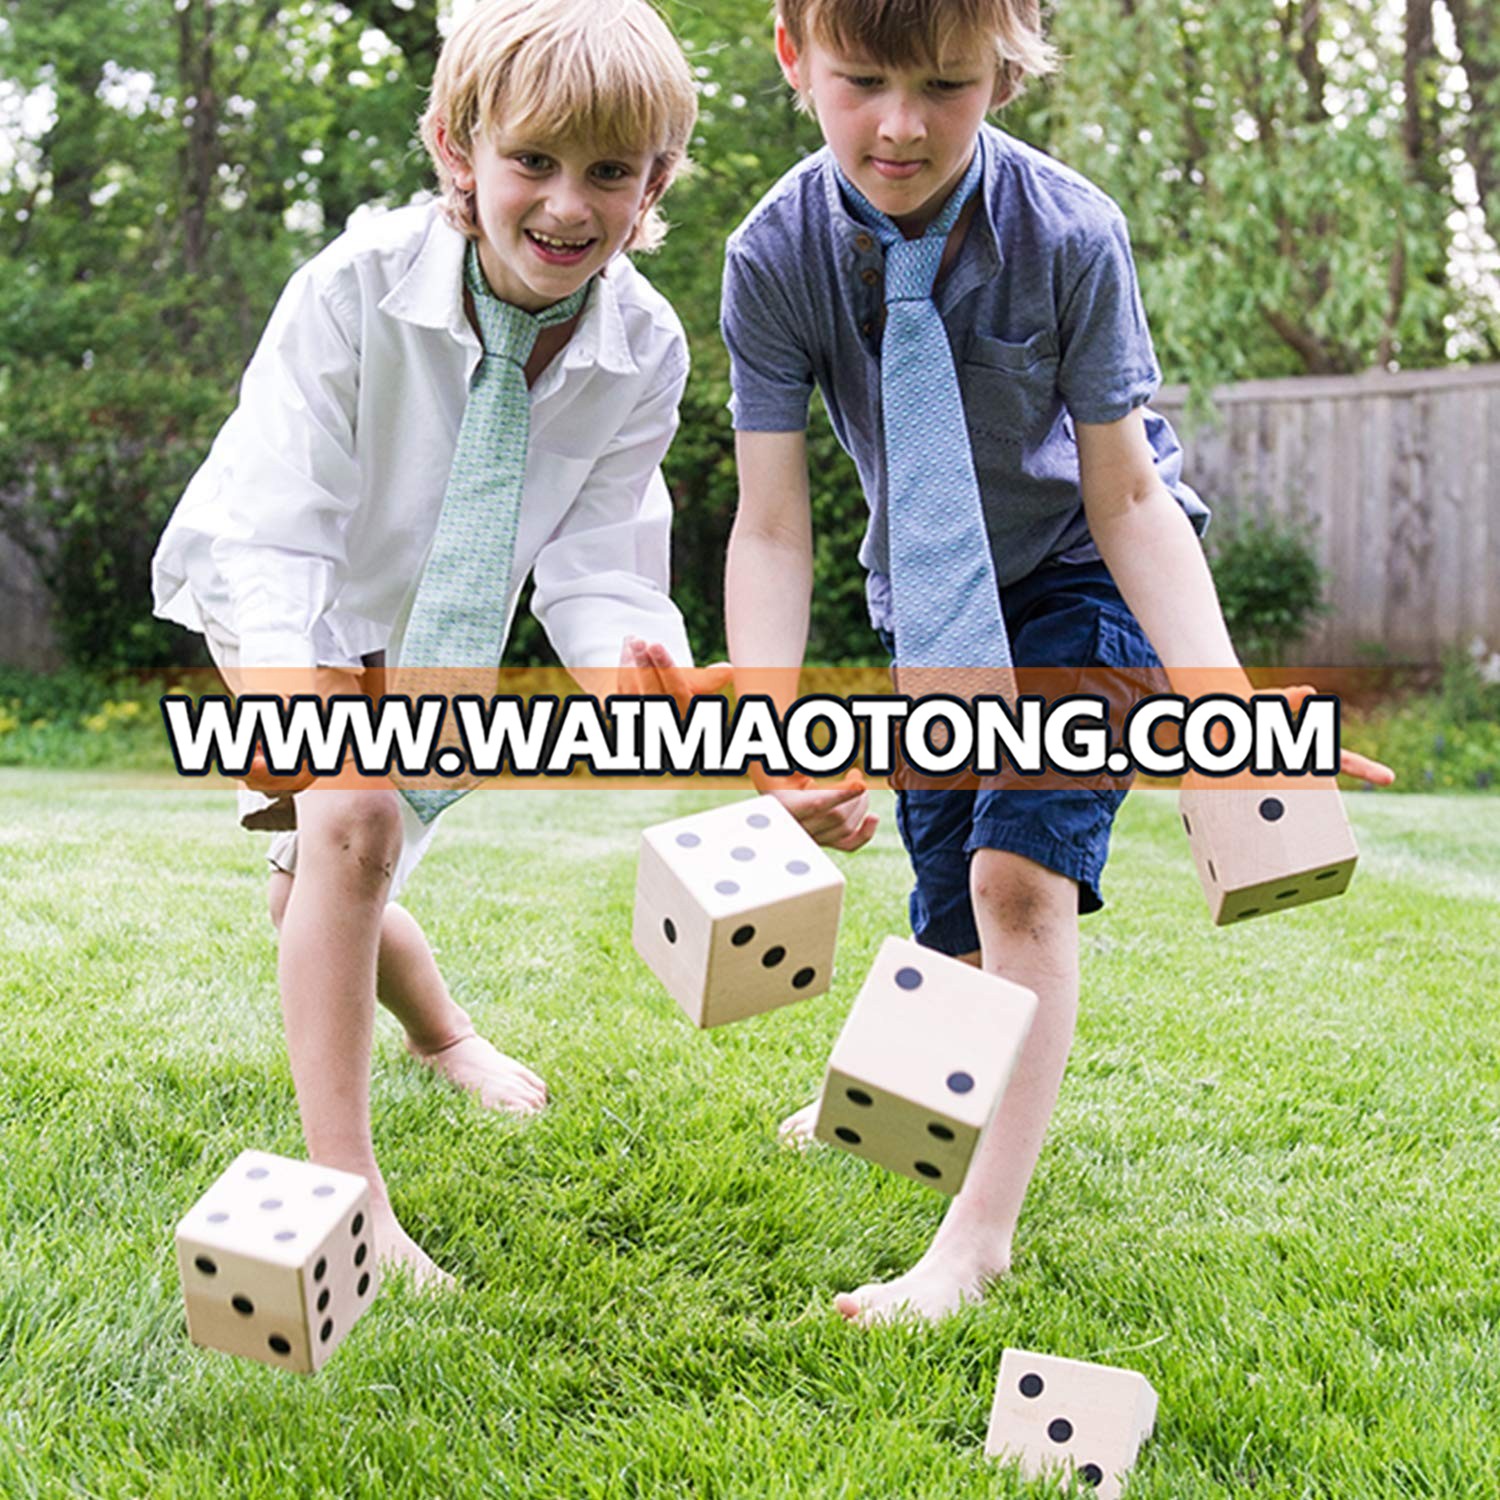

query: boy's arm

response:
[727,430,876,850]
[530,354,694,671]
[1078,410,1394,783]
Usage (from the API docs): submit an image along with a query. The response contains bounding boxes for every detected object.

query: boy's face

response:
[438,123,662,311]
[777,23,995,235]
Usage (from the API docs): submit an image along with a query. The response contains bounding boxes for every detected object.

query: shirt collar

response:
[819,126,1006,285]
[379,205,637,376]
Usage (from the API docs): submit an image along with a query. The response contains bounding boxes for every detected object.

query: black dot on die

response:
[731,846,755,862]
[715,880,740,896]
[914,1161,942,1179]
[1047,1418,1074,1444]
[314,1257,327,1282]
[1019,1373,1045,1398]
[357,1272,371,1296]
[351,1213,364,1237]
[835,1127,862,1145]
[786,860,810,875]
[246,1167,269,1180]
[846,1088,874,1107]
[732,925,756,946]
[762,946,786,968]
[354,1242,368,1267]
[747,813,771,829]
[895,966,923,991]
[232,1295,255,1316]
[313,1184,336,1198]
[676,832,701,848]
[267,1334,292,1356]
[663,917,677,943]
[946,1071,975,1094]
[194,1256,218,1276]
[792,967,816,989]
[320,1319,334,1343]
[317,1288,331,1313]
[1259,796,1285,822]
[927,1122,956,1141]
[1079,1463,1104,1486]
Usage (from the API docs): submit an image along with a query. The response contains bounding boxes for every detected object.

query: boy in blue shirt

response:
[721,0,1388,1324]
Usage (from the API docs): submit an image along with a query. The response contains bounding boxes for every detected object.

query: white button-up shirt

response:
[152,202,692,670]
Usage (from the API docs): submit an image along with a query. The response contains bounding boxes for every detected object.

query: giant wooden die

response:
[632,795,845,1027]
[175,1150,378,1373]
[986,1348,1158,1500]
[1179,780,1357,925]
[813,937,1037,1195]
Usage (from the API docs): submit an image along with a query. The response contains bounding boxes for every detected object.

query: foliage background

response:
[1,0,1498,669]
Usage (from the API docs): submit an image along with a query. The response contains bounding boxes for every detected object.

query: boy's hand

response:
[1283,684,1396,785]
[616,637,733,713]
[235,664,368,797]
[765,771,879,852]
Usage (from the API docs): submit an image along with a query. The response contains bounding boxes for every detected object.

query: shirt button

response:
[861,321,874,336]
[860,268,879,286]
[854,233,874,252]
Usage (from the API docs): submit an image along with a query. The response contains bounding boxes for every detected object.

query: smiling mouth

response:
[526,229,596,253]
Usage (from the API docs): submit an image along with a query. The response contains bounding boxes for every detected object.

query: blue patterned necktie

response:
[836,147,1013,677]
[398,243,589,825]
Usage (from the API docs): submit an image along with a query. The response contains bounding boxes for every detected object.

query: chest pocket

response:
[960,330,1062,449]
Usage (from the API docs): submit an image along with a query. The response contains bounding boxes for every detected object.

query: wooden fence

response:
[1,364,1496,672]
[1155,362,1500,665]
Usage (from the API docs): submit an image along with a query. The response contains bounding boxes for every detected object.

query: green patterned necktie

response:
[399,243,590,825]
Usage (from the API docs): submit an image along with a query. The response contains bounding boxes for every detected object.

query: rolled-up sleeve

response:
[207,262,365,668]
[529,345,693,668]
[721,240,815,433]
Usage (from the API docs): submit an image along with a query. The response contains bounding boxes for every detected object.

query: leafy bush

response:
[1207,508,1331,666]
[1343,644,1500,793]
[0,667,180,770]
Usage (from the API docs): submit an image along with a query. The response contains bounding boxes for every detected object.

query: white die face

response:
[633,796,845,1026]
[647,796,842,920]
[176,1151,378,1372]
[986,1349,1157,1500]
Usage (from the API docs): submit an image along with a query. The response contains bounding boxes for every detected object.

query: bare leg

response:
[835,849,1080,1325]
[269,879,547,1115]
[270,791,448,1286]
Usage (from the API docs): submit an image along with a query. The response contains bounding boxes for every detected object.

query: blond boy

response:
[153,0,699,1282]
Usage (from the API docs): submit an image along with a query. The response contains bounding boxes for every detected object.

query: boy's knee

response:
[296,792,405,895]
[969,849,1072,937]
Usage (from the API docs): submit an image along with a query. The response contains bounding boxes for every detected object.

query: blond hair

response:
[778,0,1057,108]
[420,0,698,253]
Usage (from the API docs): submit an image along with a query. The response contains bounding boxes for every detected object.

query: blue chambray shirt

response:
[721,122,1208,634]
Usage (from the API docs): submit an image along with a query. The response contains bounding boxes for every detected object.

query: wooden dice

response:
[632,795,845,1027]
[175,1150,378,1373]
[986,1348,1158,1499]
[1179,780,1358,925]
[813,936,1037,1195]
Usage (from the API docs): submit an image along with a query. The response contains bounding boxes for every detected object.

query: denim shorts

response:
[885,559,1161,954]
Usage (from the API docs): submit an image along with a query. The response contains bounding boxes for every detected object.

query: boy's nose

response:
[544,177,592,225]
[877,98,927,147]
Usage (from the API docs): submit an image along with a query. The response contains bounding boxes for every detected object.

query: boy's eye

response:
[514,152,554,172]
[590,162,632,183]
[844,75,883,89]
[930,78,976,93]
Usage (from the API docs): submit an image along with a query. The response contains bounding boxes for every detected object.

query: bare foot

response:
[369,1200,455,1292]
[834,1240,1009,1327]
[405,1031,547,1116]
[777,1097,823,1148]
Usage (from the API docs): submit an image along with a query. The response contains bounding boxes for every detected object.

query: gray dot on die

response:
[676,832,701,848]
[207,1211,229,1224]
[274,1230,297,1242]
[731,846,755,862]
[787,860,810,875]
[747,813,771,829]
[260,1198,282,1211]
[715,880,740,896]
[895,967,924,991]
[313,1185,336,1197]
[246,1167,269,1180]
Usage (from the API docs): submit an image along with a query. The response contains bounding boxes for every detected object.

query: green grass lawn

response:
[1,774,1497,1498]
